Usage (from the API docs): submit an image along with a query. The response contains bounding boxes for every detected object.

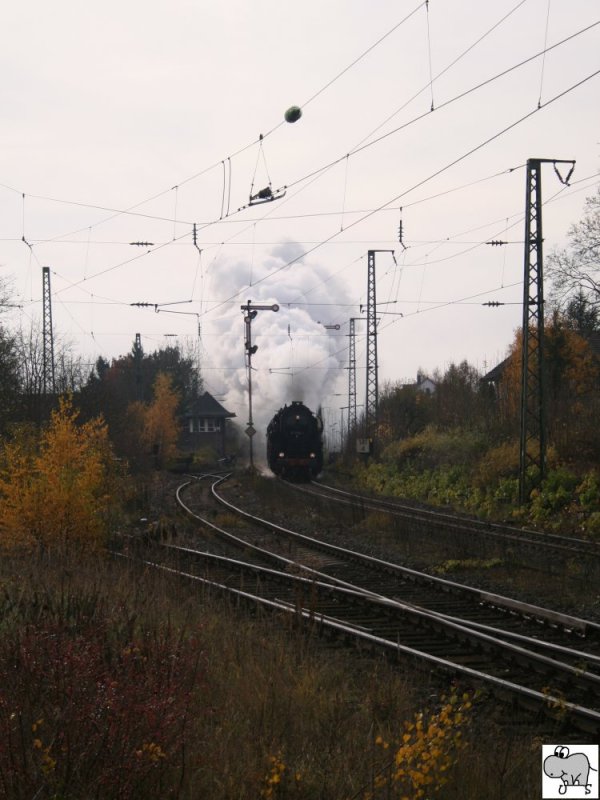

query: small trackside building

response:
[181,391,236,457]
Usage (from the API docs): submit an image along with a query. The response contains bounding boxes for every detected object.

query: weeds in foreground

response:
[358,690,474,800]
[432,558,503,575]
[0,573,203,799]
[0,551,542,799]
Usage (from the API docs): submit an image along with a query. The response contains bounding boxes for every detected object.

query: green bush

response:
[527,467,578,523]
[381,427,486,471]
[493,477,519,507]
[576,471,600,511]
[353,429,600,533]
[585,512,600,539]
[473,441,519,488]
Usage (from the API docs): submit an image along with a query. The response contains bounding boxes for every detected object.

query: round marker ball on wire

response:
[284,105,302,123]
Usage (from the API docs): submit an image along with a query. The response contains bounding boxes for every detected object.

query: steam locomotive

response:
[266,401,323,480]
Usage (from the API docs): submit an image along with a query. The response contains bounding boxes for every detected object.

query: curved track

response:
[122,472,600,735]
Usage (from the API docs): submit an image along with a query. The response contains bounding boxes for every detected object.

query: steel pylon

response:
[348,317,357,435]
[42,267,55,395]
[519,158,574,503]
[365,250,378,436]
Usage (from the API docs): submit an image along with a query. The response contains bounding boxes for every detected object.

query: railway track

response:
[111,471,600,735]
[302,479,600,563]
[206,477,600,641]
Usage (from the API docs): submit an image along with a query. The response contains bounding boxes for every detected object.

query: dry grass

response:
[0,549,544,799]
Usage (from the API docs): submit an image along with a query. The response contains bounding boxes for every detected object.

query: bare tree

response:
[547,186,600,308]
[14,321,90,424]
[0,279,23,431]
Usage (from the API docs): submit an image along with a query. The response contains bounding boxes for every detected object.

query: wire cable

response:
[7,14,594,260]
[425,0,435,111]
[200,67,600,319]
[538,0,552,108]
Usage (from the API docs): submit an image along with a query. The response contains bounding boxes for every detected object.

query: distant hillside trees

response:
[372,311,600,469]
[377,360,491,449]
[79,342,201,463]
[376,382,433,445]
[431,361,488,430]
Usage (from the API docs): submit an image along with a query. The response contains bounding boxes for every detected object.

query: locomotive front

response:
[266,401,323,480]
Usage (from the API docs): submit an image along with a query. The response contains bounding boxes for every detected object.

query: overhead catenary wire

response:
[538,0,552,108]
[290,281,523,379]
[176,24,598,291]
[154,15,598,263]
[4,10,595,317]
[6,10,593,251]
[425,0,435,112]
[16,4,425,249]
[7,163,527,242]
[198,68,600,320]
[25,170,598,375]
[6,11,598,376]
[298,1,426,114]
[352,0,530,153]
[277,19,600,199]
[21,169,599,327]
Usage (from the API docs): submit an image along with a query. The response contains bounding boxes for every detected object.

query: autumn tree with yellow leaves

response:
[0,396,122,552]
[138,372,181,468]
[498,316,600,460]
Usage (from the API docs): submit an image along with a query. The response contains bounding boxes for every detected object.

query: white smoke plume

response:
[204,242,352,459]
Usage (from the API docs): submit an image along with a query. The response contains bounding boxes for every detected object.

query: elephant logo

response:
[542,745,598,798]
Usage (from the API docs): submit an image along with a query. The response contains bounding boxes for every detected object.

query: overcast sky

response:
[1,1,599,439]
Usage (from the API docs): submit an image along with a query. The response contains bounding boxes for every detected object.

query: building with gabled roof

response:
[401,371,436,394]
[181,391,236,457]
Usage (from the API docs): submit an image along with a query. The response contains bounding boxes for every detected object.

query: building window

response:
[198,418,220,433]
[188,417,222,433]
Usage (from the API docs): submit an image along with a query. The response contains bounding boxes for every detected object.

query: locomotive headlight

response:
[309,452,316,458]
[278,452,285,458]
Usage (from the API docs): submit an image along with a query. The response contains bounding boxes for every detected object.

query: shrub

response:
[529,466,579,521]
[585,512,600,539]
[382,427,486,471]
[0,567,204,799]
[576,471,600,511]
[0,396,123,552]
[473,441,519,488]
[369,690,474,799]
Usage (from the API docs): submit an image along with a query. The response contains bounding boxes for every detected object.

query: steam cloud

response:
[204,242,352,458]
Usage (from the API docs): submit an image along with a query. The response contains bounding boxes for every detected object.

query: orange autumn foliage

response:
[0,397,121,552]
[139,373,181,467]
[499,324,600,422]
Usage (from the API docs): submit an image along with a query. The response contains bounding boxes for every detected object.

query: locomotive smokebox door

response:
[266,401,323,480]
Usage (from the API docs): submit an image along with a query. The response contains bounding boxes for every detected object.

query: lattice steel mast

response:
[134,332,143,401]
[347,317,357,436]
[42,266,55,395]
[365,250,394,439]
[519,158,574,503]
